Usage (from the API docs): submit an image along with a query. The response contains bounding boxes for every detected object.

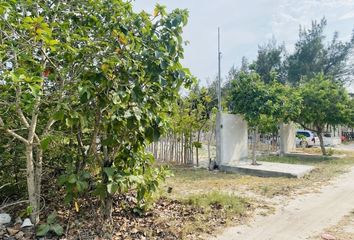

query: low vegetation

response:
[1,0,353,239]
[185,191,250,217]
[165,149,354,205]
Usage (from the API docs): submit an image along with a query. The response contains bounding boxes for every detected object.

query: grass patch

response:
[249,151,354,196]
[150,190,254,239]
[173,191,253,238]
[170,166,239,181]
[157,150,354,237]
[185,191,250,216]
[163,150,354,200]
[260,152,354,180]
[257,184,292,197]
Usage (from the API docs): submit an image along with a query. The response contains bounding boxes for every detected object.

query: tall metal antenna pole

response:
[217,27,222,112]
[216,27,222,166]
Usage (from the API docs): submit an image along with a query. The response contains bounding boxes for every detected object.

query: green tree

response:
[296,74,353,155]
[287,18,354,85]
[350,98,354,127]
[228,72,301,164]
[187,83,216,166]
[223,57,251,110]
[0,2,69,223]
[0,0,192,223]
[250,39,286,84]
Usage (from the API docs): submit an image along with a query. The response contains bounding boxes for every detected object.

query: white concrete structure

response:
[216,113,248,166]
[216,116,315,179]
[324,136,342,146]
[324,125,342,146]
[280,123,296,154]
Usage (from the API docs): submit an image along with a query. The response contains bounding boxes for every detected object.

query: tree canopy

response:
[297,74,353,154]
[0,0,192,223]
[250,39,286,84]
[228,72,301,127]
[228,72,302,163]
[287,18,354,85]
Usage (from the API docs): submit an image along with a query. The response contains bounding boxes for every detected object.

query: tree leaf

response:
[107,182,119,194]
[28,84,41,97]
[40,136,52,151]
[67,174,76,184]
[47,212,57,225]
[51,223,64,236]
[76,180,88,192]
[53,110,64,121]
[36,224,50,237]
[103,167,115,178]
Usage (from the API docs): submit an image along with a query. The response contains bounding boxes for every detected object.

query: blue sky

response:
[134,0,354,91]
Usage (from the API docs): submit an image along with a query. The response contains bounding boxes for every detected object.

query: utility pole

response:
[217,27,222,112]
[216,27,222,167]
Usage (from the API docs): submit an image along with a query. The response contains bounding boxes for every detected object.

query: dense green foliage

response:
[0,0,192,224]
[226,18,353,156]
[228,73,301,128]
[287,18,354,85]
[250,40,285,84]
[0,2,353,239]
[297,74,353,154]
[228,72,301,163]
[150,82,217,166]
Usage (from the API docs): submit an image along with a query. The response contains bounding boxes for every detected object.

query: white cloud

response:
[134,0,354,82]
[340,11,354,20]
[271,0,354,54]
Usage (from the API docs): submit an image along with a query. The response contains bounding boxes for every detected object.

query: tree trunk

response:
[101,141,114,221]
[190,133,193,165]
[102,194,113,221]
[317,130,327,155]
[252,127,258,165]
[207,130,214,161]
[196,130,201,167]
[25,144,39,224]
[170,134,174,161]
[34,147,43,222]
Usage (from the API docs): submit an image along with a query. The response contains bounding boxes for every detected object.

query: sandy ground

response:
[334,142,354,151]
[310,212,354,240]
[212,166,354,240]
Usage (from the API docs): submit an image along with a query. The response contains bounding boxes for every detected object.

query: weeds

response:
[185,191,250,216]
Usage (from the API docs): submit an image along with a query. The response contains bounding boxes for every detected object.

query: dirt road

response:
[213,166,354,240]
[335,143,354,152]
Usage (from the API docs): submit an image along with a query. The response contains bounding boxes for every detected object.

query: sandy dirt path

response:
[213,166,354,240]
[334,143,354,151]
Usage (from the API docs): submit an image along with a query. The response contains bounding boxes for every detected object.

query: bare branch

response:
[298,122,317,133]
[43,119,55,136]
[0,200,29,211]
[15,87,30,128]
[0,183,11,190]
[28,99,40,143]
[40,48,64,85]
[0,116,28,144]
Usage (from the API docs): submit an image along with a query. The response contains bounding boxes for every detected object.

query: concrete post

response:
[216,112,222,165]
[280,123,296,155]
[218,113,248,166]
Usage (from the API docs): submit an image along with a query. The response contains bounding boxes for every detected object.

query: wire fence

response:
[247,131,280,157]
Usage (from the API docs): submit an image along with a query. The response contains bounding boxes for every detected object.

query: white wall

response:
[217,113,248,166]
[280,123,296,154]
[324,125,342,146]
[323,137,341,146]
